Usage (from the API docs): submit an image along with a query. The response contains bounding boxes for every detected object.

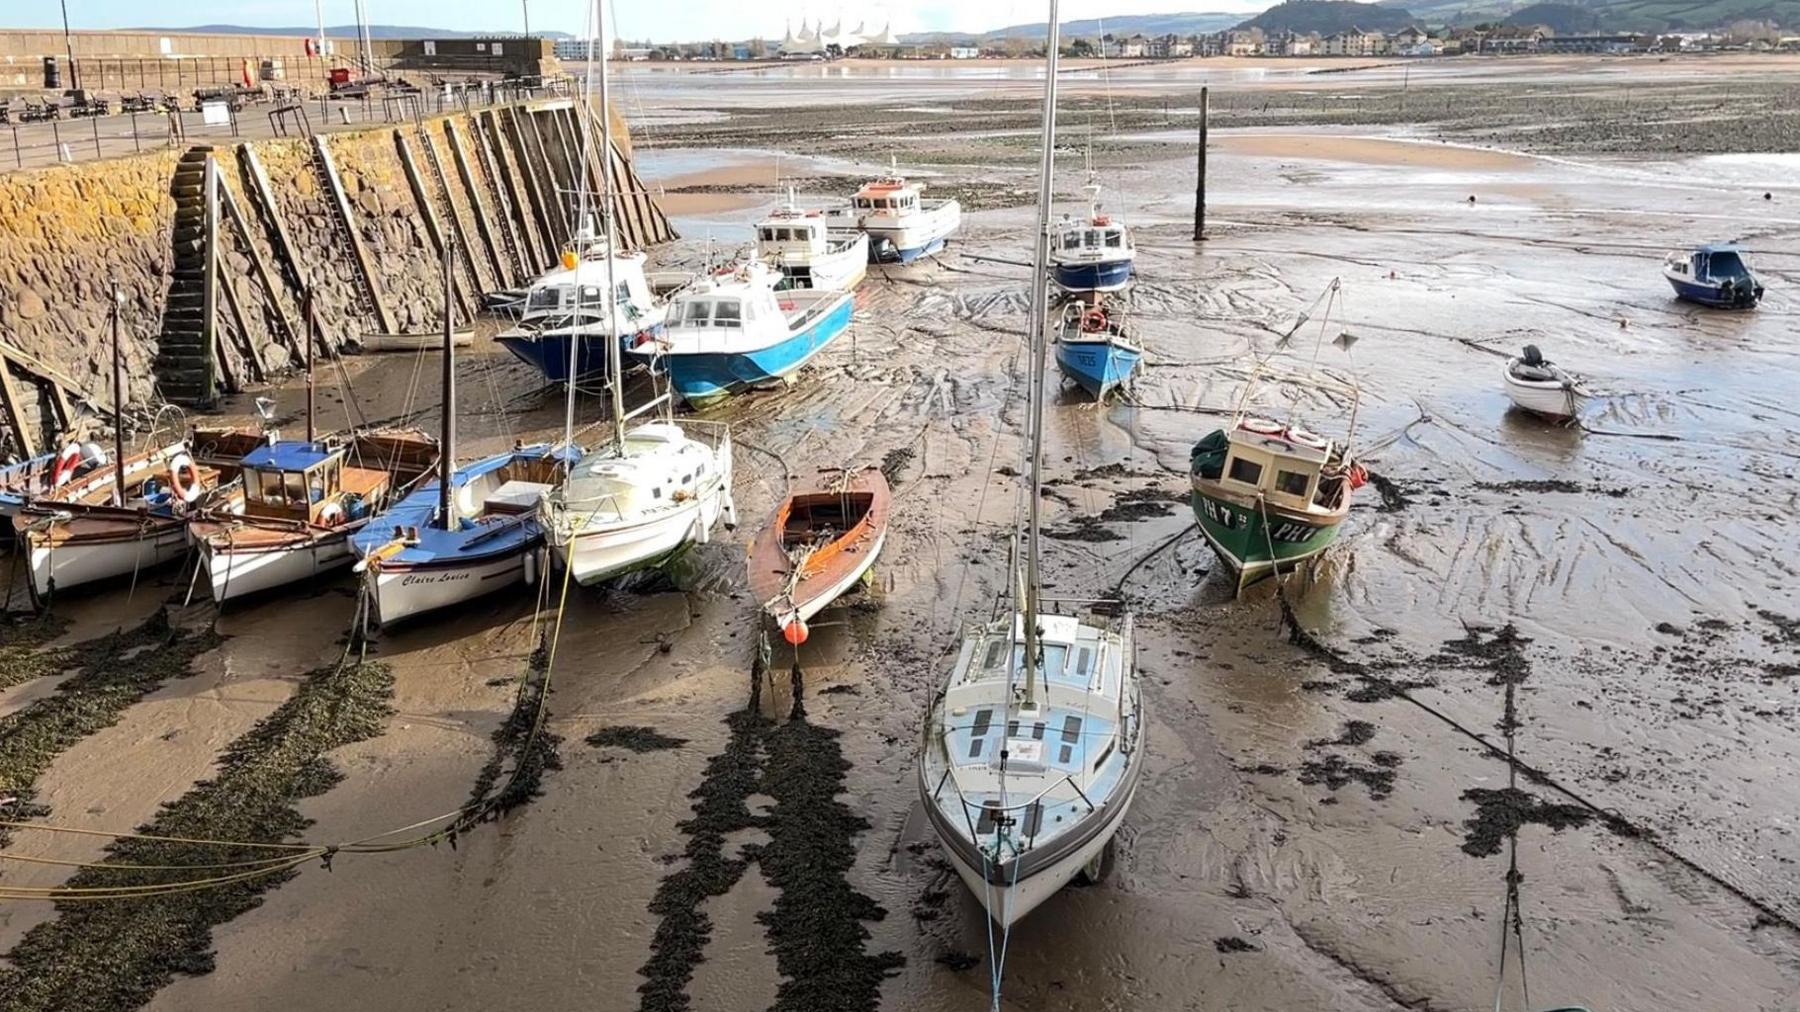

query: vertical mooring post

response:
[1193,86,1208,242]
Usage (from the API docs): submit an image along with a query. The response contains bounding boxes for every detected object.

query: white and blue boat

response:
[1054,299,1142,401]
[494,251,670,383]
[1050,181,1134,294]
[827,168,960,265]
[350,443,577,626]
[755,195,870,292]
[631,260,854,408]
[1663,242,1764,309]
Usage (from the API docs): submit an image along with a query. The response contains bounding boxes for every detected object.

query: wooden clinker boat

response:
[746,467,890,639]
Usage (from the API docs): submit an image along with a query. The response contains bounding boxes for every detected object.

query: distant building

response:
[1149,33,1193,58]
[1537,33,1646,53]
[1324,28,1387,56]
[1225,30,1261,56]
[1391,26,1429,49]
[1102,35,1147,58]
[1481,26,1549,53]
[949,46,979,59]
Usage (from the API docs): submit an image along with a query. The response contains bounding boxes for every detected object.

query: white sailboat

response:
[537,0,735,588]
[917,3,1145,931]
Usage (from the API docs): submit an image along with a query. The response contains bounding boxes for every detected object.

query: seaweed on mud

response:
[1475,479,1629,498]
[1309,719,1377,748]
[1431,623,1532,687]
[1298,753,1398,799]
[639,709,766,1012]
[588,725,689,753]
[1073,462,1154,482]
[0,659,395,1012]
[0,612,72,690]
[1458,787,1594,858]
[464,661,564,823]
[1364,471,1414,513]
[879,446,915,486]
[0,611,221,847]
[1214,936,1259,954]
[935,951,981,971]
[1757,610,1800,649]
[1344,674,1438,703]
[1045,487,1184,542]
[757,715,905,1010]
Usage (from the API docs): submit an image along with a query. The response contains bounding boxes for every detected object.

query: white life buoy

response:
[1288,426,1329,449]
[318,501,344,525]
[168,452,203,504]
[51,443,82,488]
[1241,418,1284,436]
[80,441,107,467]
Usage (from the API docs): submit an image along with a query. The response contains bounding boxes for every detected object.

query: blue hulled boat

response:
[1050,180,1135,295]
[825,170,961,265]
[631,261,854,408]
[494,252,670,383]
[1055,300,1143,401]
[1663,242,1764,309]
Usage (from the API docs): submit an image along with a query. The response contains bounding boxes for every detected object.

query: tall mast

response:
[563,4,602,456]
[303,287,316,443]
[1021,0,1061,708]
[597,0,626,453]
[110,283,126,508]
[437,235,457,529]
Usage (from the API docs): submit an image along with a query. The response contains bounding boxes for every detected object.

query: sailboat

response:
[1049,176,1134,294]
[536,0,736,588]
[917,6,1145,930]
[349,240,578,627]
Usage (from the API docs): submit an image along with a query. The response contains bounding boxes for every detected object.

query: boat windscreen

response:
[1708,251,1750,279]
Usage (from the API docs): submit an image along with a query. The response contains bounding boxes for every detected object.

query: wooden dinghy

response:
[746,467,890,641]
[350,329,475,353]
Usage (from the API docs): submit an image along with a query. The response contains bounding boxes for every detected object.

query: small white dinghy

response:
[1503,345,1587,423]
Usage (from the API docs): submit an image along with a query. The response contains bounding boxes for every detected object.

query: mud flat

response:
[0,52,1797,1012]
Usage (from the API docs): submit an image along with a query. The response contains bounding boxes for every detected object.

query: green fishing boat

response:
[1189,418,1364,594]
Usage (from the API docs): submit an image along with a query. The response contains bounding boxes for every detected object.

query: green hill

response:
[1237,1,1422,33]
[1376,0,1800,30]
[1504,2,1605,28]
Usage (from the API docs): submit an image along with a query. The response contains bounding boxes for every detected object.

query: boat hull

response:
[654,294,853,407]
[1052,258,1133,294]
[24,521,189,601]
[1503,375,1586,421]
[495,324,663,384]
[198,528,359,603]
[1055,336,1141,400]
[1190,487,1344,592]
[1664,273,1761,309]
[554,483,733,586]
[746,469,891,627]
[367,543,541,627]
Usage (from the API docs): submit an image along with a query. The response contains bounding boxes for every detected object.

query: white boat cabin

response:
[561,424,719,524]
[1214,421,1345,514]
[663,262,790,340]
[849,176,925,220]
[519,254,656,332]
[1053,214,1132,262]
[756,211,837,258]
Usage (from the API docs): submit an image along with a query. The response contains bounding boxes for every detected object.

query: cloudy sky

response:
[17,2,1266,42]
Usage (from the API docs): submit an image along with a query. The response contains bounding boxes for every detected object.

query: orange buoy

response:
[782,617,809,646]
[560,249,578,270]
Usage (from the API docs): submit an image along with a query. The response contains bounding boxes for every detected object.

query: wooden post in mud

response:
[1193,86,1208,242]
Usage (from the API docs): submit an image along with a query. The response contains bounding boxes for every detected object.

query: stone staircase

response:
[154,146,215,405]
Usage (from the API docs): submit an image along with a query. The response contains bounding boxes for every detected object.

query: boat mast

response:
[438,235,457,530]
[304,287,316,443]
[563,2,601,458]
[596,0,626,453]
[110,283,125,508]
[1021,0,1061,708]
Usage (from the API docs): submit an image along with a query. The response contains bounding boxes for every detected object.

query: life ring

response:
[1241,418,1284,436]
[50,442,82,488]
[168,452,203,504]
[318,501,344,525]
[1288,426,1329,449]
[1080,308,1107,333]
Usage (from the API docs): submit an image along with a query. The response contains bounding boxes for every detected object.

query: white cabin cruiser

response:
[494,252,674,384]
[754,198,869,291]
[827,168,960,265]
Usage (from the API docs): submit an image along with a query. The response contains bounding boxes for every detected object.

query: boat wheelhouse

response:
[1663,242,1764,309]
[1050,185,1134,294]
[754,203,869,292]
[827,171,961,265]
[494,253,669,383]
[631,260,854,407]
[1189,417,1362,593]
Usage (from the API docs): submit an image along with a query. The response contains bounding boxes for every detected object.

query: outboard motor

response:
[1521,344,1544,367]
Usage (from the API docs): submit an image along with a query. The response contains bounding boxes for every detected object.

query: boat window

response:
[1085,230,1100,247]
[1275,470,1310,497]
[614,281,631,305]
[1032,722,1045,740]
[526,286,562,313]
[760,228,775,241]
[1074,646,1093,678]
[983,640,1006,669]
[1061,715,1082,744]
[308,468,326,504]
[1007,719,1019,738]
[1227,456,1263,486]
[1058,744,1073,764]
[652,487,661,499]
[283,471,306,504]
[972,708,993,737]
[1062,232,1080,250]
[681,473,693,484]
[853,197,869,210]
[1092,741,1115,771]
[682,301,711,326]
[1105,231,1123,249]
[1021,802,1044,838]
[258,469,283,504]
[967,736,984,759]
[712,301,742,328]
[1709,251,1749,279]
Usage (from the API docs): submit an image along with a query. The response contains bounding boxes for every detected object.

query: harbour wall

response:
[0,99,673,455]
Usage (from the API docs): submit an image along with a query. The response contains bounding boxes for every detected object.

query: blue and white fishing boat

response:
[630,260,853,408]
[1054,299,1142,401]
[755,193,870,292]
[493,250,670,383]
[1663,242,1764,308]
[827,166,960,264]
[918,8,1145,932]
[1050,181,1134,294]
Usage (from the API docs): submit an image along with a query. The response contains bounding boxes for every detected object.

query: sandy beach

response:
[1,51,1798,1012]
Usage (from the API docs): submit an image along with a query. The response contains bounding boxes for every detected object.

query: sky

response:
[12,2,1268,43]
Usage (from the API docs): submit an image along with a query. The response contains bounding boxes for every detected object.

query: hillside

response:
[1503,3,1604,30]
[140,24,571,40]
[1236,1,1421,33]
[1375,0,1800,29]
[899,12,1246,45]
